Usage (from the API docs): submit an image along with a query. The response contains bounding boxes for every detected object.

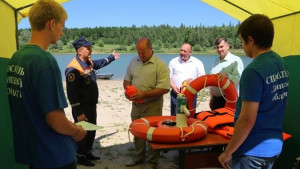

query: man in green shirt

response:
[123,38,170,169]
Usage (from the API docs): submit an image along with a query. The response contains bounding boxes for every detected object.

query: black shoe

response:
[77,156,95,166]
[87,153,100,160]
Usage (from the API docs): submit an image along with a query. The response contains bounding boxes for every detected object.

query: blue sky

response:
[18,0,239,29]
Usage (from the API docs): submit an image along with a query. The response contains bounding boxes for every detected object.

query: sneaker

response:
[87,153,100,160]
[77,156,95,166]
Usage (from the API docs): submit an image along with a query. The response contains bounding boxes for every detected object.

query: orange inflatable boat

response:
[129,116,208,143]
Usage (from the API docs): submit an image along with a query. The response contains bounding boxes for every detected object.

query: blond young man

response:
[7,0,86,168]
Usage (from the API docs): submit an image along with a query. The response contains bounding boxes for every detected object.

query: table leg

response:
[178,149,185,169]
[184,148,223,169]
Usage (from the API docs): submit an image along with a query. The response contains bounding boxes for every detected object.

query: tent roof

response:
[3,0,71,22]
[202,0,300,56]
[2,0,300,57]
[202,0,300,22]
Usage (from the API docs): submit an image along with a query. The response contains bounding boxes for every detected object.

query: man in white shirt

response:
[210,37,244,110]
[169,43,205,116]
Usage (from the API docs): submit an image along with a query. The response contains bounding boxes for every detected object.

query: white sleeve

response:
[197,60,206,77]
[168,59,174,78]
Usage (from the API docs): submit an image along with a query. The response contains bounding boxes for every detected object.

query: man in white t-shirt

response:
[210,37,244,110]
[169,43,205,116]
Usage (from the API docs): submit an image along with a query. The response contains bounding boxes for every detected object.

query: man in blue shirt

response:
[218,14,289,169]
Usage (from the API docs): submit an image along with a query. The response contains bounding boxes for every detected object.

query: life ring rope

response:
[187,76,208,112]
[128,122,148,143]
[128,129,132,143]
[179,123,195,141]
[217,77,238,103]
[179,121,208,141]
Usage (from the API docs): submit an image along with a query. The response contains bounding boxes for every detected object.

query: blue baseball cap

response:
[72,36,94,50]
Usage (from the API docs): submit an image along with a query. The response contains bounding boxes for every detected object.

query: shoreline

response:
[53,51,246,56]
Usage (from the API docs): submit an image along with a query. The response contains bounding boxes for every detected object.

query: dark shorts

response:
[209,95,226,110]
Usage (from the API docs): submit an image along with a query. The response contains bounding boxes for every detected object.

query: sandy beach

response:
[64,79,211,169]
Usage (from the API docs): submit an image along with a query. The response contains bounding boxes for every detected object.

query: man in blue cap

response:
[65,36,120,166]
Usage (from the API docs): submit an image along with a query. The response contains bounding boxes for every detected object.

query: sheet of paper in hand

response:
[76,121,103,131]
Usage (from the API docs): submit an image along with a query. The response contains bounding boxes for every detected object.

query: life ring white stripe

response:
[187,85,197,95]
[147,127,155,141]
[221,79,230,91]
[140,118,149,125]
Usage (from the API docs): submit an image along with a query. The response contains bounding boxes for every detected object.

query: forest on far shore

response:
[18,23,245,54]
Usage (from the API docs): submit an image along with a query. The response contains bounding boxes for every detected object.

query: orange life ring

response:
[129,116,208,143]
[183,74,238,118]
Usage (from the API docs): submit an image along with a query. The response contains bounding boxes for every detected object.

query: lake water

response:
[54,53,253,80]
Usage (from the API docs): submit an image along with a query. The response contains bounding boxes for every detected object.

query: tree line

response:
[18,23,241,52]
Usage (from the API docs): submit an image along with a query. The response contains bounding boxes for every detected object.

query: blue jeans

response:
[232,155,278,169]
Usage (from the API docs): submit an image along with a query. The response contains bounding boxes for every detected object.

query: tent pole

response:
[224,0,253,15]
[14,10,19,50]
[271,11,300,20]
